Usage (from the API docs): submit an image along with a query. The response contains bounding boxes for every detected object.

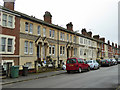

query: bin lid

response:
[23,65,28,67]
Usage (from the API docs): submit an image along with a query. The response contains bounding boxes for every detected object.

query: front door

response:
[37,44,41,59]
[67,48,69,58]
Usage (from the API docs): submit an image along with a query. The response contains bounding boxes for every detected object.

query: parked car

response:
[66,58,90,73]
[111,59,117,65]
[117,58,120,64]
[101,59,112,66]
[86,60,100,70]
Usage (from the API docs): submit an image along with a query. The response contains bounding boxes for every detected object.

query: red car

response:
[66,58,90,73]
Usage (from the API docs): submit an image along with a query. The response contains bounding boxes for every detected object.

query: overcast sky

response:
[0,0,119,45]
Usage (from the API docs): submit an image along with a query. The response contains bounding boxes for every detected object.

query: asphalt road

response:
[3,65,118,88]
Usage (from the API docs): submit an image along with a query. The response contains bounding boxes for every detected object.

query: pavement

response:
[1,70,66,85]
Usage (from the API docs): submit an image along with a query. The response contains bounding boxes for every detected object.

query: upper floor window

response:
[88,40,91,45]
[52,30,55,38]
[2,13,14,28]
[49,30,52,38]
[60,32,62,40]
[2,14,7,27]
[29,23,33,34]
[37,26,41,35]
[43,28,46,37]
[67,34,69,42]
[8,16,13,27]
[73,36,76,43]
[25,22,29,33]
[63,33,65,41]
[84,39,86,44]
[80,37,83,44]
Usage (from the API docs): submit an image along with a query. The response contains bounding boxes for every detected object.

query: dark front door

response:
[67,48,69,58]
[37,45,40,59]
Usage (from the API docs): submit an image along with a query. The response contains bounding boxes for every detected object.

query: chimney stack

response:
[3,0,15,10]
[115,43,117,48]
[112,42,114,47]
[93,35,100,40]
[66,22,73,31]
[81,28,87,36]
[87,31,92,37]
[108,40,110,45]
[100,38,105,42]
[43,11,52,24]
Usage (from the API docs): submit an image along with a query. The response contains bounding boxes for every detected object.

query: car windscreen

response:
[67,59,77,64]
[87,60,92,63]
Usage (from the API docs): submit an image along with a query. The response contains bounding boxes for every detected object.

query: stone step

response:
[0,75,6,79]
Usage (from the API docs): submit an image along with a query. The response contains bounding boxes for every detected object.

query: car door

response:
[78,59,84,70]
[83,60,88,69]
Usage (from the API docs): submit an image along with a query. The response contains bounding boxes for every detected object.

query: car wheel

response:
[94,66,96,70]
[78,68,82,73]
[67,70,70,73]
[87,67,90,71]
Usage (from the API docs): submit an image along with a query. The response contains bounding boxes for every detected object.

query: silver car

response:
[87,60,100,69]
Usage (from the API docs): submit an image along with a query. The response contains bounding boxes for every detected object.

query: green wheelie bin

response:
[10,66,19,78]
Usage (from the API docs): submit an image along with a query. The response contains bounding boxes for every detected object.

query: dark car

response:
[66,58,90,73]
[101,59,112,66]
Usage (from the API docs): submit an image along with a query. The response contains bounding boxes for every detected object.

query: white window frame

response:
[67,34,69,42]
[8,15,13,27]
[37,26,41,35]
[60,32,62,40]
[7,38,13,52]
[2,14,7,27]
[43,28,46,37]
[24,41,28,54]
[0,34,15,54]
[63,46,65,55]
[49,29,52,38]
[63,33,65,41]
[1,37,6,52]
[29,42,33,54]
[25,22,29,33]
[52,30,55,38]
[29,23,33,34]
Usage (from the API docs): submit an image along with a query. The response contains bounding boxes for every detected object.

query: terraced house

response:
[0,0,20,71]
[0,0,119,71]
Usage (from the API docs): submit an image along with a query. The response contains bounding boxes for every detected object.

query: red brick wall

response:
[1,16,20,55]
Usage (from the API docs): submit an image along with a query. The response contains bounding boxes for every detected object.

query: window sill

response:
[0,52,14,54]
[2,25,14,29]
